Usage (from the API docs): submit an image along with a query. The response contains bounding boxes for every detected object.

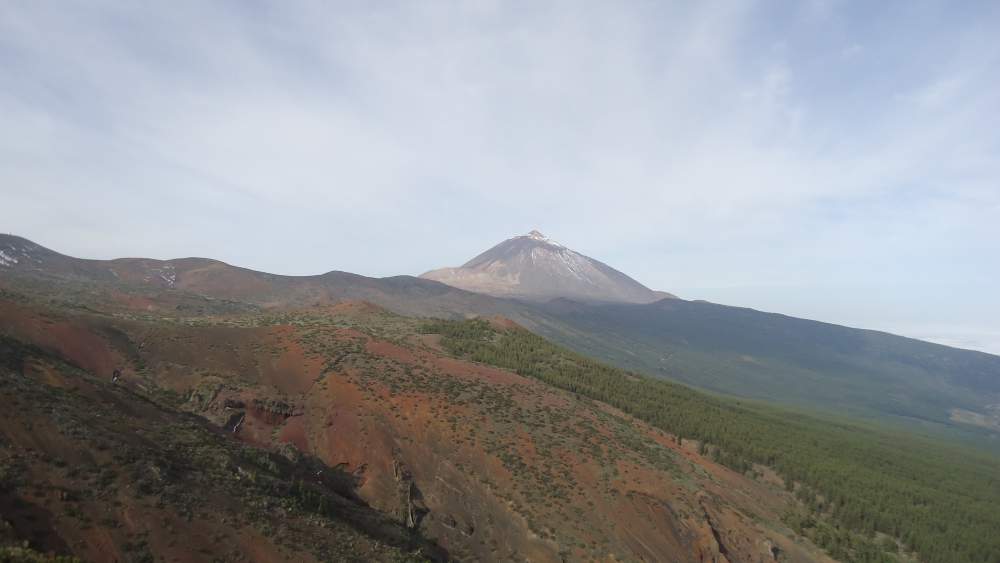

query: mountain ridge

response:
[4,232,1000,443]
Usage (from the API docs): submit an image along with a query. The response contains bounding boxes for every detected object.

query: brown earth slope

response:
[0,267,832,562]
[0,336,443,562]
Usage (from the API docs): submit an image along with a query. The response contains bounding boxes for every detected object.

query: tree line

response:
[422,319,1000,563]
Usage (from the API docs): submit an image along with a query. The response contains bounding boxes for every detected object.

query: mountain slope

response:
[427,318,1000,563]
[0,335,443,562]
[0,234,528,320]
[415,231,1000,439]
[532,298,1000,440]
[0,284,832,561]
[4,234,1000,561]
[4,232,1000,441]
[421,231,669,303]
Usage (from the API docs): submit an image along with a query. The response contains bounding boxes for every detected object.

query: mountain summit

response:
[421,231,672,303]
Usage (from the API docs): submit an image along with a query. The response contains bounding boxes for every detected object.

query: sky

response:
[2,1,999,353]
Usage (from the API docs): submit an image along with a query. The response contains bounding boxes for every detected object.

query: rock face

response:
[421,230,673,304]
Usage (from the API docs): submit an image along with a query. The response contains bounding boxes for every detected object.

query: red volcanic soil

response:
[240,323,831,562]
[0,351,425,562]
[0,292,832,562]
[0,301,126,377]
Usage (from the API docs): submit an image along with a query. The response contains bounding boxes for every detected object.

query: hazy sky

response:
[2,1,999,353]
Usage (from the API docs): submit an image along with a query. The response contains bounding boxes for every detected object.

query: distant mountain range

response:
[3,232,999,443]
[4,232,1000,561]
[421,230,674,304]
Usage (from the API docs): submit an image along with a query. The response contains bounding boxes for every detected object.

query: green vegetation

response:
[0,546,81,562]
[287,313,679,556]
[535,299,1000,447]
[424,319,1000,563]
[5,255,1000,561]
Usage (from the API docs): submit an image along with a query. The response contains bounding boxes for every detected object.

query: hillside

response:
[3,235,1000,561]
[418,232,1000,439]
[4,232,1000,442]
[532,298,1000,441]
[0,336,442,562]
[0,276,832,561]
[0,234,523,319]
[426,318,1000,563]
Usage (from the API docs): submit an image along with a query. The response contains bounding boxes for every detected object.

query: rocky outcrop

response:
[250,398,297,424]
[225,411,245,433]
[392,459,428,530]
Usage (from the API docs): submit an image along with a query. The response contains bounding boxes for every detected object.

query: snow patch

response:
[0,249,18,267]
[526,244,601,285]
[524,230,565,248]
[552,248,598,284]
[150,263,177,287]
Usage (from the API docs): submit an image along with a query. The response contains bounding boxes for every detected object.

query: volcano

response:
[421,230,673,303]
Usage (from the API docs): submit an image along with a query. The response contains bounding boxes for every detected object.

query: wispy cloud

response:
[1,0,998,351]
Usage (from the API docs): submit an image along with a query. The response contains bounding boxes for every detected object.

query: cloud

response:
[1,0,998,351]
